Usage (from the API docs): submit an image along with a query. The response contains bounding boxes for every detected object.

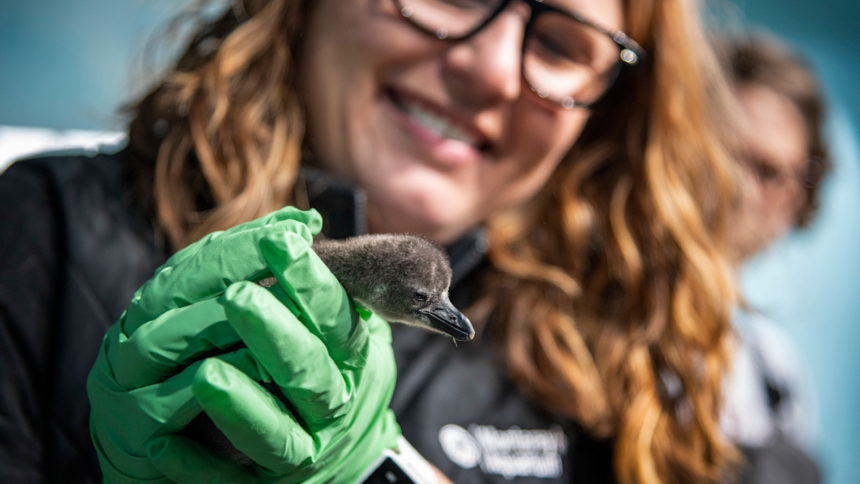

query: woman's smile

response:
[384,86,490,168]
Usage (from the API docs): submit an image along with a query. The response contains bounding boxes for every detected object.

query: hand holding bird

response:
[87,207,470,483]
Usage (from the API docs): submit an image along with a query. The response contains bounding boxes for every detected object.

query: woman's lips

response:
[385,88,490,167]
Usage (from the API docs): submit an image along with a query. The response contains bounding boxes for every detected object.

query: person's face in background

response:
[731,82,810,261]
[299,0,624,244]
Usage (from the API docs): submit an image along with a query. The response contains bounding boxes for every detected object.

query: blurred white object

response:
[721,309,818,449]
[0,126,126,172]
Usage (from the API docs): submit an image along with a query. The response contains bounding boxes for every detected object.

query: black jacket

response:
[0,151,819,484]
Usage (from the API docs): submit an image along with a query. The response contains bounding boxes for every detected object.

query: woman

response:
[718,33,828,483]
[0,0,739,483]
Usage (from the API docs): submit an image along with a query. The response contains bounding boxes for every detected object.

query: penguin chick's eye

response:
[414,292,428,303]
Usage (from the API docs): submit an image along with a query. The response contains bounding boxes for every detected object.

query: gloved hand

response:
[87,206,401,483]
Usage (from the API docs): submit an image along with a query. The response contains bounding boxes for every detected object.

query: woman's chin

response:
[365,182,475,244]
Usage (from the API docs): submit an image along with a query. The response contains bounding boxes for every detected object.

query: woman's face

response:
[730,83,809,261]
[299,0,624,243]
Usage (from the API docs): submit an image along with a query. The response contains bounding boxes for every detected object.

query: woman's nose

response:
[441,3,529,110]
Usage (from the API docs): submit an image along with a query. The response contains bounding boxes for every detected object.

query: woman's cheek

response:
[484,107,588,209]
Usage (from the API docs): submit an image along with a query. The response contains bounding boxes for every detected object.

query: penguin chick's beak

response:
[419,300,475,342]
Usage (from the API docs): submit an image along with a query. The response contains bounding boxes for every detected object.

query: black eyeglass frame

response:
[392,0,648,109]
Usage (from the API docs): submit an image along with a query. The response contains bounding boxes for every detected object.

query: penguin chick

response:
[257,234,473,340]
[314,234,474,341]
[183,234,474,465]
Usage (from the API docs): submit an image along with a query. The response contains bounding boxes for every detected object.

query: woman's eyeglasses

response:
[392,0,647,109]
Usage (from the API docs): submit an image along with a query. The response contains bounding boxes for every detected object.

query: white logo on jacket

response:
[438,424,567,479]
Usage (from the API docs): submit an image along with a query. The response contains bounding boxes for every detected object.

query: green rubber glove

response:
[87,206,401,483]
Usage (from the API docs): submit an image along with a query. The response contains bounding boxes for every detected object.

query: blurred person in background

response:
[0,1,796,483]
[717,33,830,484]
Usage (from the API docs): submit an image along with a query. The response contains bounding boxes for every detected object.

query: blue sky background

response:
[1,0,857,482]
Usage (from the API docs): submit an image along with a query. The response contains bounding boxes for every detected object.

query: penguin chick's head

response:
[331,235,475,342]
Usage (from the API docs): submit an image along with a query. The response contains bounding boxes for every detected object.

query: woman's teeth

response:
[399,98,479,147]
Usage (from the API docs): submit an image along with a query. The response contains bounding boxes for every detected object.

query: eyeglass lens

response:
[398,0,625,107]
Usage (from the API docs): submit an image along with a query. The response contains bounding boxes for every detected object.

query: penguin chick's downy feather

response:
[259,234,473,341]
